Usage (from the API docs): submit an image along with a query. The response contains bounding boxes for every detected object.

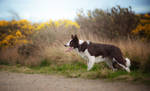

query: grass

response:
[0,60,150,85]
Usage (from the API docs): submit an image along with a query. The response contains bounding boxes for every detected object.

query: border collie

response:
[64,35,131,72]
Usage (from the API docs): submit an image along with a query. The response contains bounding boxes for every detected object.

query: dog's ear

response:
[74,34,78,39]
[71,34,74,39]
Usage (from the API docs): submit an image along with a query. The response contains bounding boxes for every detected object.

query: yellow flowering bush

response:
[36,19,80,30]
[0,19,80,48]
[132,14,150,40]
[0,19,35,48]
[0,34,16,47]
[0,20,9,26]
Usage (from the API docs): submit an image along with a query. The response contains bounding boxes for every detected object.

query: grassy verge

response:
[0,60,150,85]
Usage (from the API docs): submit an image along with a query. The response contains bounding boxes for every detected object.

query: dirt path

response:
[0,72,149,91]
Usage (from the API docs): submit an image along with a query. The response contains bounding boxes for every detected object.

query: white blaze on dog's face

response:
[64,35,79,52]
[65,40,71,47]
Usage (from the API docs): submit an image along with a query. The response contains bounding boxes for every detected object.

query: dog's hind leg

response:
[113,58,130,72]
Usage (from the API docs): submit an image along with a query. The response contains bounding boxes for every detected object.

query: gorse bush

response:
[0,19,80,49]
[0,20,33,48]
[132,14,150,41]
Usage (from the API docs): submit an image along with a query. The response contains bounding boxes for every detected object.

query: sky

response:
[0,0,150,22]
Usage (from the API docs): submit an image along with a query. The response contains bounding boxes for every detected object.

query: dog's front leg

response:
[87,57,95,71]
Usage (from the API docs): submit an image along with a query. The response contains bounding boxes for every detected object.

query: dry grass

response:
[0,28,150,72]
[34,31,150,72]
[0,47,19,65]
[0,46,42,66]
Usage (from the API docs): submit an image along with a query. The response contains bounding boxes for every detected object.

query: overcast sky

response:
[0,0,150,22]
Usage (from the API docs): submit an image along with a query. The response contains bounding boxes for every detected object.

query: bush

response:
[76,6,139,39]
[132,14,150,41]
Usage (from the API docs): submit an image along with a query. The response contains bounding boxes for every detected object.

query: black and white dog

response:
[64,35,131,72]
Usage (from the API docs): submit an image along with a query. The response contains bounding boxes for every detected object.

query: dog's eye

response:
[70,41,73,45]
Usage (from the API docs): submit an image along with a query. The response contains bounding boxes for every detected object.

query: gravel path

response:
[0,72,149,91]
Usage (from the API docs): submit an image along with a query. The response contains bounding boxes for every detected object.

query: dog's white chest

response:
[75,48,87,59]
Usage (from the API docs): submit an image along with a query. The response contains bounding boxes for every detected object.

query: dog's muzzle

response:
[64,45,68,47]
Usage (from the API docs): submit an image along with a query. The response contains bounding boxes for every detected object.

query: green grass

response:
[0,60,150,84]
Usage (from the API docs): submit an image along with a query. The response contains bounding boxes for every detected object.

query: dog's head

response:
[64,35,79,52]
